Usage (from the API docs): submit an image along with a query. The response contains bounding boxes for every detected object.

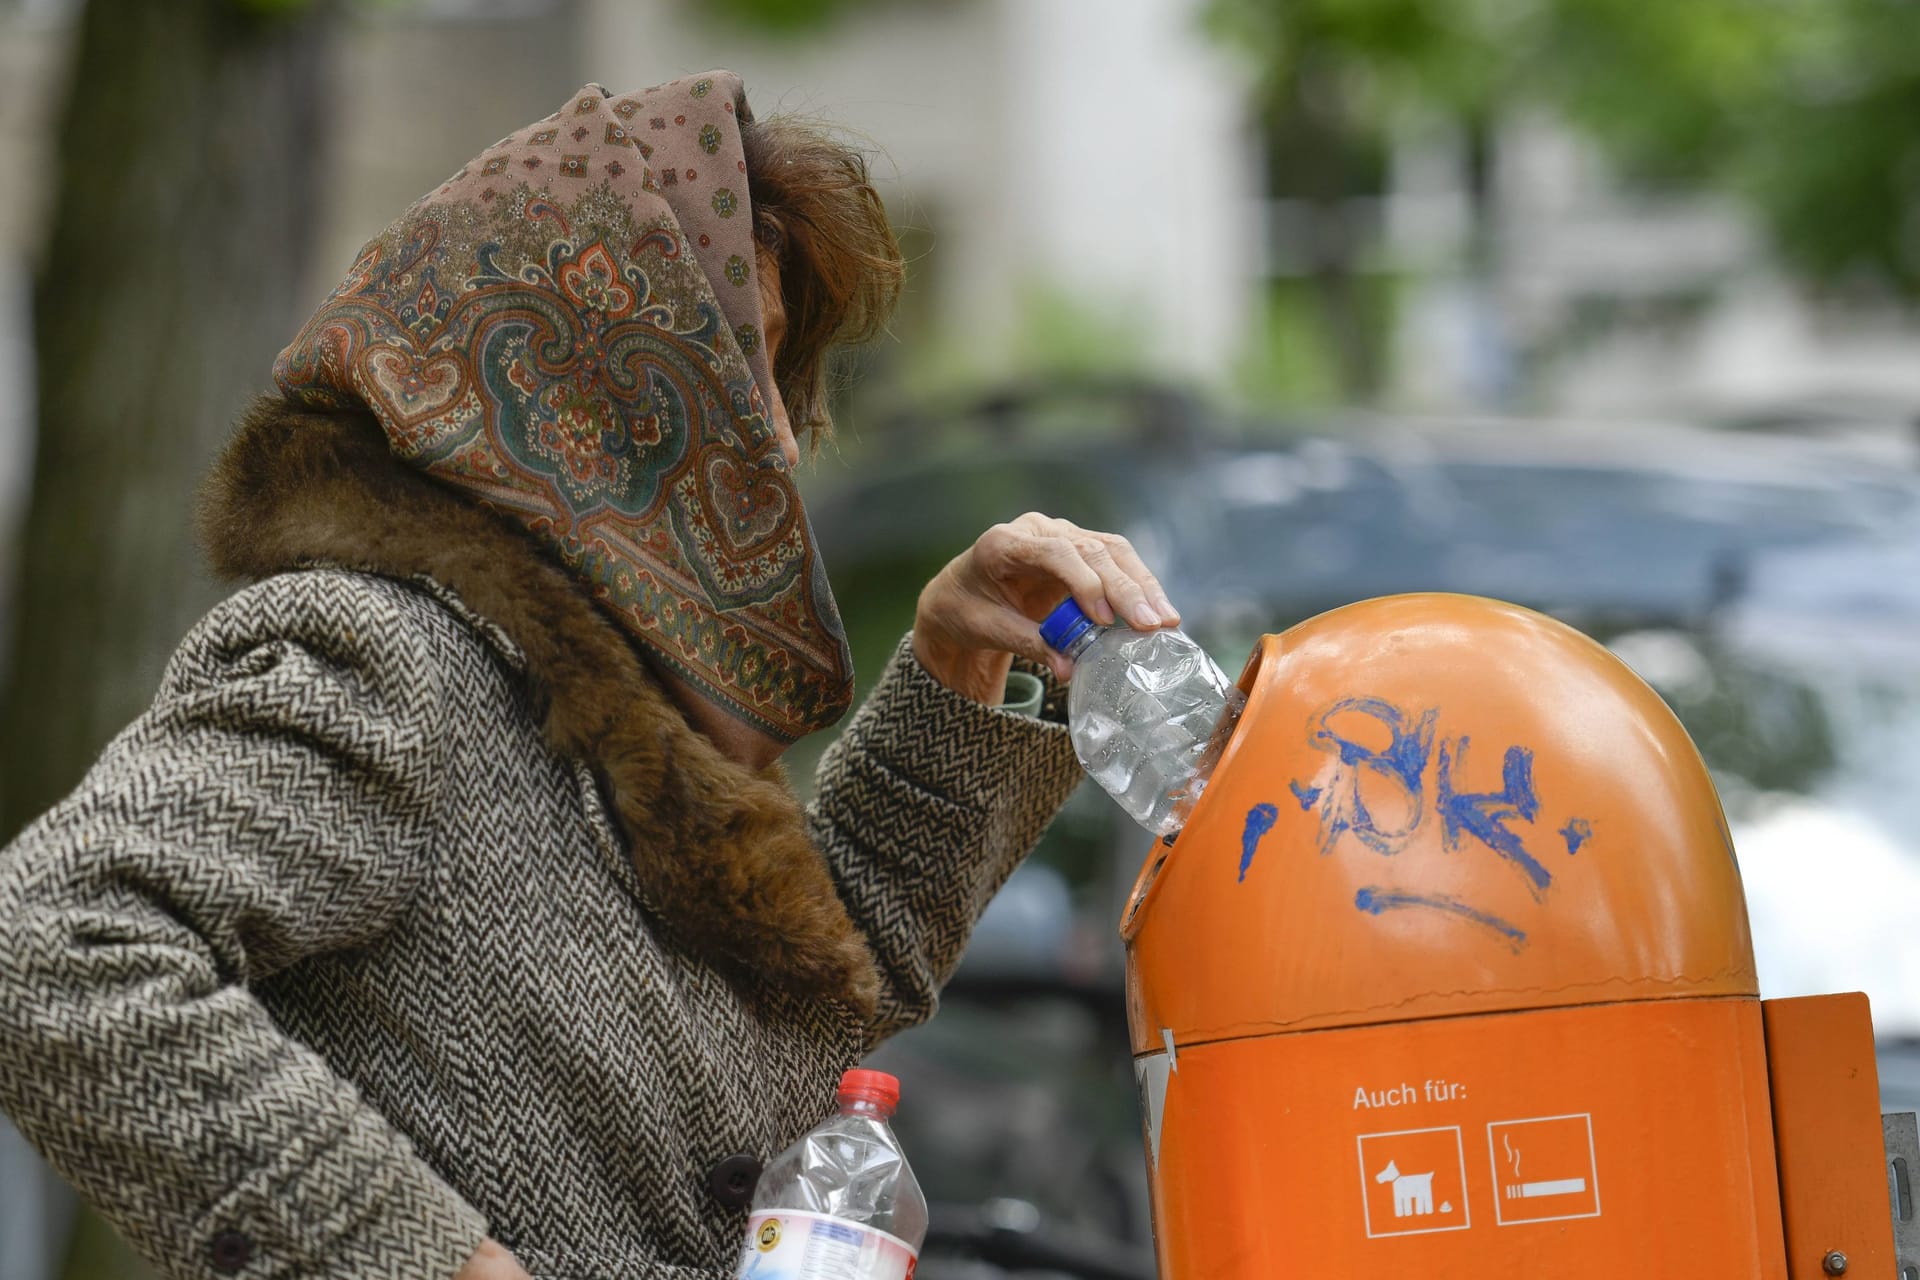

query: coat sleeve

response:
[807,635,1085,1046]
[0,573,489,1280]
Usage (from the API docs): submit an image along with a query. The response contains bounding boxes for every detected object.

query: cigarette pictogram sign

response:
[1486,1113,1601,1225]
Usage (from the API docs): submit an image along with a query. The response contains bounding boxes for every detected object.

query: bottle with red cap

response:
[734,1069,928,1279]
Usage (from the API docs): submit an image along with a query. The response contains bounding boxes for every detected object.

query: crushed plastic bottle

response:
[1040,597,1246,836]
[735,1069,927,1280]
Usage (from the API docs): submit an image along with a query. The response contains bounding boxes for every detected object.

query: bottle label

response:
[735,1210,918,1280]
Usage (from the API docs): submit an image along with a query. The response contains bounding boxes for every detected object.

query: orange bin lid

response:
[1124,593,1757,1055]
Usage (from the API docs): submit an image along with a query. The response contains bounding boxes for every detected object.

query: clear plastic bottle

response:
[735,1069,927,1280]
[1039,598,1245,836]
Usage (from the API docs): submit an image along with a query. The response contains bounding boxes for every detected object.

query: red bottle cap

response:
[837,1069,901,1111]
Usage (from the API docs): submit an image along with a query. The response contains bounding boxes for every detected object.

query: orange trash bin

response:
[1123,594,1894,1277]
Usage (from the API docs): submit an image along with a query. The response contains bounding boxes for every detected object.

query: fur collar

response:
[198,398,879,1019]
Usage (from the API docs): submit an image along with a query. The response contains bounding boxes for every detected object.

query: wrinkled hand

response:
[456,1239,530,1280]
[914,512,1178,704]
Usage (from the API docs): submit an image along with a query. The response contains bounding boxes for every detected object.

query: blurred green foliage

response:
[1234,278,1367,408]
[701,0,889,36]
[61,1209,156,1280]
[230,0,412,18]
[1010,288,1154,380]
[1204,0,1920,297]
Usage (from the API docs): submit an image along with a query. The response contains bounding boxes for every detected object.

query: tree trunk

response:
[1267,56,1383,401]
[0,0,328,839]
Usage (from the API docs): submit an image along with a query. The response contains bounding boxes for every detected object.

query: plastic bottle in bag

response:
[734,1069,927,1280]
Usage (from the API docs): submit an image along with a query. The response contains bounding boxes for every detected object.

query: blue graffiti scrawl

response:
[1260,696,1592,951]
[1355,886,1529,952]
[1239,803,1280,883]
[1436,738,1550,897]
[1305,698,1437,856]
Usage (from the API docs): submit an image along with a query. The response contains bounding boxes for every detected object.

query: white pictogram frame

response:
[1486,1112,1602,1226]
[1356,1125,1472,1238]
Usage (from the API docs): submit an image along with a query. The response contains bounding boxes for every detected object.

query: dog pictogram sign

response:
[1355,1126,1470,1238]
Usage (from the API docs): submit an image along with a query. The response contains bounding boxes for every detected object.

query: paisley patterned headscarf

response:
[274,73,853,741]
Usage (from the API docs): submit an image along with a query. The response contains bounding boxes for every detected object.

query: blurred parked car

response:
[809,382,1920,1276]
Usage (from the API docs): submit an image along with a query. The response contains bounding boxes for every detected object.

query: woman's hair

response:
[741,112,904,442]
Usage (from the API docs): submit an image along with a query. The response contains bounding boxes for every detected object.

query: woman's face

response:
[757,245,799,468]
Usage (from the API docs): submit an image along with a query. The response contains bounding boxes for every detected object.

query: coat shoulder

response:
[166,567,524,701]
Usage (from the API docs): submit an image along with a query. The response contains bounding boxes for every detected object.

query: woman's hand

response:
[456,1239,531,1280]
[913,512,1178,704]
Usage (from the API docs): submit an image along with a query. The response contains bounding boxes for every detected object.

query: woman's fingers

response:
[1066,529,1160,629]
[1093,531,1178,624]
[915,558,1073,696]
[981,524,1113,625]
[913,513,1179,698]
[964,598,1073,681]
[998,514,1174,631]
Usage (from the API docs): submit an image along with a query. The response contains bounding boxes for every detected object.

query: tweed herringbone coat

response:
[0,403,1083,1280]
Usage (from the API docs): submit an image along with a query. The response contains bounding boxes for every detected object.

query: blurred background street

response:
[3,0,1920,1276]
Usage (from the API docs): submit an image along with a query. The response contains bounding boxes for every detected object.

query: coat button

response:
[209,1230,252,1273]
[707,1152,763,1209]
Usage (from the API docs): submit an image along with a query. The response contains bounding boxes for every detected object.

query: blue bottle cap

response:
[1039,597,1095,654]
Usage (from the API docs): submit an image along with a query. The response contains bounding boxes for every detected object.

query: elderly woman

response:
[0,73,1176,1280]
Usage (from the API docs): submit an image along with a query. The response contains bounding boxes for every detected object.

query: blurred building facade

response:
[306,0,1263,393]
[6,0,1920,540]
[1379,112,1920,420]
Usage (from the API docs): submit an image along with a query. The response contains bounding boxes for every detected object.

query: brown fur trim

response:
[197,397,879,1018]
